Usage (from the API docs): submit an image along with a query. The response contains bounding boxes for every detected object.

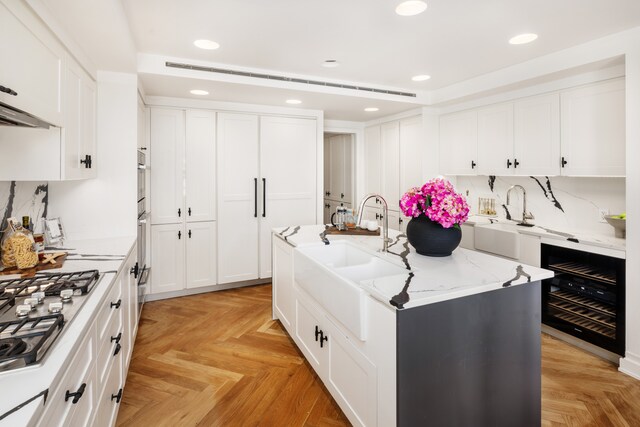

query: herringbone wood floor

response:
[116,284,640,427]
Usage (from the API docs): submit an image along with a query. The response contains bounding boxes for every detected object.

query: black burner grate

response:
[0,314,64,367]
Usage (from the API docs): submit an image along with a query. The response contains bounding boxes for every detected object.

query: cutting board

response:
[0,252,67,278]
[324,226,380,236]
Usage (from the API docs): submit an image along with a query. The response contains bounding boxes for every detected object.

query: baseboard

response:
[619,352,640,380]
[145,278,271,302]
[541,325,620,363]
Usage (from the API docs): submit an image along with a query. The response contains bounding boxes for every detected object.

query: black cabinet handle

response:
[327,191,331,196]
[111,388,123,404]
[110,299,121,309]
[188,207,192,216]
[0,85,18,96]
[80,154,92,169]
[111,332,122,344]
[506,159,512,168]
[315,325,321,342]
[561,157,568,168]
[471,160,477,169]
[65,383,86,404]
[254,178,258,218]
[178,208,181,217]
[178,230,181,239]
[113,342,122,356]
[320,331,328,348]
[514,158,520,168]
[188,230,192,239]
[375,213,379,220]
[341,193,344,199]
[262,178,266,218]
[399,218,403,224]
[130,262,139,278]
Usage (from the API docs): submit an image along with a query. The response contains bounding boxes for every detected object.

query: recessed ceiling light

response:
[509,33,538,45]
[193,39,220,50]
[395,1,427,16]
[364,107,379,112]
[412,74,431,82]
[286,99,302,105]
[322,60,340,68]
[190,89,209,96]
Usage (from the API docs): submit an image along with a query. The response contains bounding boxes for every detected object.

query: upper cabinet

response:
[326,134,353,203]
[438,78,624,177]
[560,79,625,177]
[185,110,217,222]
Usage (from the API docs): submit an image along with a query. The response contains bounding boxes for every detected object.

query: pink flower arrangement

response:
[399,178,470,229]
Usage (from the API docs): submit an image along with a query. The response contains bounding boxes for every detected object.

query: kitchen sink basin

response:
[294,240,408,340]
[474,223,520,259]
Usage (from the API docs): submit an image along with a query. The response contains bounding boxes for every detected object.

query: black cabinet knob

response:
[188,207,192,216]
[110,332,122,344]
[80,154,92,169]
[178,230,181,239]
[110,299,121,309]
[561,157,568,167]
[111,388,123,403]
[471,160,477,169]
[113,342,122,356]
[188,230,192,239]
[178,208,181,217]
[315,325,321,342]
[514,159,520,168]
[506,159,512,168]
[320,331,328,348]
[130,262,139,278]
[65,383,86,404]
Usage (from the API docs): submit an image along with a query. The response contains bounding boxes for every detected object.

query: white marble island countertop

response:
[275,225,553,310]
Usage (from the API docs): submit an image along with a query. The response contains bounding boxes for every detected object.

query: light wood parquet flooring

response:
[117,284,640,427]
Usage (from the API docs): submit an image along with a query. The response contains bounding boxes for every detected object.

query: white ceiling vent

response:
[165,61,417,98]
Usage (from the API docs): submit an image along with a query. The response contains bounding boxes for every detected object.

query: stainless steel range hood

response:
[0,102,52,129]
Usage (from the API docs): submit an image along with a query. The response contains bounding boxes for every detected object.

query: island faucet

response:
[356,194,391,252]
[506,185,535,226]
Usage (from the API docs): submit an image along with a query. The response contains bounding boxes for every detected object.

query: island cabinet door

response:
[294,293,328,373]
[325,319,377,427]
[272,237,294,331]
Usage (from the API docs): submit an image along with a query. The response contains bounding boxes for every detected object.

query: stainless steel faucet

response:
[356,194,391,252]
[506,185,535,225]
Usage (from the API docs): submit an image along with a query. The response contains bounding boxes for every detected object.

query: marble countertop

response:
[464,216,626,252]
[275,225,553,310]
[0,236,136,426]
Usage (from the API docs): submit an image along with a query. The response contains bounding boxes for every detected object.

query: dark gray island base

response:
[397,281,541,427]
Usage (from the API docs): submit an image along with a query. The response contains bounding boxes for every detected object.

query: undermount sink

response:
[474,223,520,259]
[294,241,408,340]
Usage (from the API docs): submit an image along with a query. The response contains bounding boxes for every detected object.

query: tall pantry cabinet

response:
[217,113,317,283]
[150,108,217,294]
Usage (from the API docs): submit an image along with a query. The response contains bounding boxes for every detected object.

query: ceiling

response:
[39,0,640,121]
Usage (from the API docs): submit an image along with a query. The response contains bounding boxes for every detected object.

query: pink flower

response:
[399,178,470,228]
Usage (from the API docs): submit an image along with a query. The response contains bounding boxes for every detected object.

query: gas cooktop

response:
[0,270,100,372]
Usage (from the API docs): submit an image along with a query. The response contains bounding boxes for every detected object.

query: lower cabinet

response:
[272,237,295,330]
[37,245,137,427]
[150,221,217,294]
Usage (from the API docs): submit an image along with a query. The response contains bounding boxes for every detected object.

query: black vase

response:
[406,215,462,257]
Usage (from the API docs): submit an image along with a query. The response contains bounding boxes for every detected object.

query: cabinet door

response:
[514,93,560,176]
[61,61,83,180]
[186,221,217,289]
[150,108,185,225]
[185,110,216,222]
[387,210,400,232]
[329,135,344,201]
[342,134,353,204]
[259,116,317,278]
[150,224,185,293]
[217,113,260,284]
[273,237,295,331]
[381,121,400,210]
[364,126,383,208]
[323,199,332,225]
[477,103,514,176]
[323,136,331,198]
[79,75,97,179]
[560,79,626,176]
[295,293,328,373]
[439,111,478,175]
[399,116,423,197]
[0,2,64,126]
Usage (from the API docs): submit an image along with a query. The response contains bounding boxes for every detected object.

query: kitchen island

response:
[272,225,553,427]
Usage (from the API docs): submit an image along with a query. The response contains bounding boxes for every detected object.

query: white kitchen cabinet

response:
[323,199,332,225]
[323,136,331,199]
[150,108,185,225]
[399,116,423,194]
[560,78,626,176]
[150,224,185,293]
[326,134,353,203]
[186,221,217,289]
[364,126,383,208]
[439,110,478,175]
[217,113,260,284]
[0,1,64,126]
[381,122,400,210]
[185,110,216,222]
[295,291,329,373]
[513,93,560,176]
[477,103,514,176]
[273,237,295,330]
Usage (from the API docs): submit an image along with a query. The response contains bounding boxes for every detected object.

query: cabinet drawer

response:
[96,277,123,344]
[38,325,97,427]
[95,348,123,427]
[97,311,123,387]
[295,293,327,372]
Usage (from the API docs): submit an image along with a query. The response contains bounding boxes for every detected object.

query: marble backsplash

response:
[0,181,49,235]
[456,176,625,236]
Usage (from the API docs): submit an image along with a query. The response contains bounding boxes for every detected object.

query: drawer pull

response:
[110,332,122,344]
[110,299,121,309]
[65,383,86,404]
[111,388,123,403]
[113,343,122,356]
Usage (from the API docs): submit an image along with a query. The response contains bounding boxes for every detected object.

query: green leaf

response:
[453,224,461,230]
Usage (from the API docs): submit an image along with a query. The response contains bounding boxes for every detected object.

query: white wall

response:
[48,71,138,240]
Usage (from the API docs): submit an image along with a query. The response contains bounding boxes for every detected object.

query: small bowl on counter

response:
[604,215,626,238]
